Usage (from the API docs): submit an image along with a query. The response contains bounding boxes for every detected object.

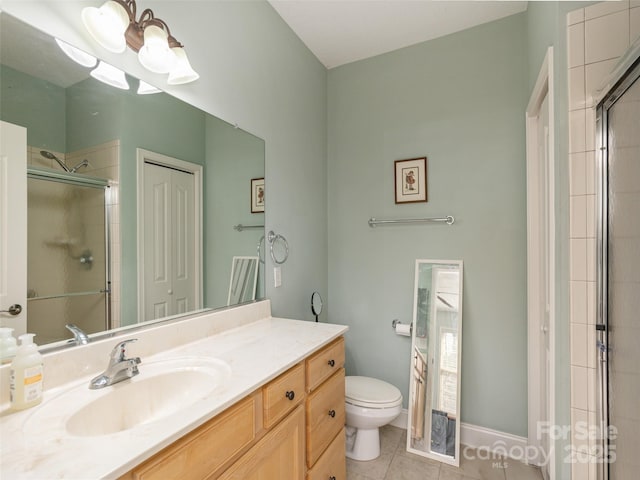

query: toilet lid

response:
[345,376,402,408]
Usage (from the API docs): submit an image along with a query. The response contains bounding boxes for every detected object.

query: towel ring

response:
[257,235,266,264]
[267,230,289,265]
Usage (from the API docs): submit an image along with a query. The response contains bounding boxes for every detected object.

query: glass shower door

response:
[600,62,640,480]
[27,175,109,344]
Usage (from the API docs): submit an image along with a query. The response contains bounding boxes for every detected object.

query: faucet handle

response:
[110,338,138,362]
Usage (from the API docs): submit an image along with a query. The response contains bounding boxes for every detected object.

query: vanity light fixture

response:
[90,61,130,90]
[55,38,98,68]
[137,80,161,95]
[82,0,199,85]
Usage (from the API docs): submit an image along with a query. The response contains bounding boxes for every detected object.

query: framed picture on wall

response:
[395,157,427,204]
[251,177,265,213]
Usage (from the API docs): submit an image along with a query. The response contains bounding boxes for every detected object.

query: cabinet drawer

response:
[130,394,258,480]
[306,368,345,467]
[263,363,305,429]
[306,338,345,392]
[306,428,346,480]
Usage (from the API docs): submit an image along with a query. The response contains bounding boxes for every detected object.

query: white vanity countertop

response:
[0,316,348,479]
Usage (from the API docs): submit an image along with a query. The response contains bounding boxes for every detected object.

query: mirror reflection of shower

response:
[27,164,111,345]
[40,150,90,173]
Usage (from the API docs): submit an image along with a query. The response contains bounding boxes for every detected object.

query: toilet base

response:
[345,426,381,461]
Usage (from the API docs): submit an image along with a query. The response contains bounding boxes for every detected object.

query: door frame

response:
[525,47,555,478]
[0,121,27,336]
[136,148,203,321]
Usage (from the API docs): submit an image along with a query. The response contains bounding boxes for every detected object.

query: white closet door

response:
[0,121,27,335]
[170,168,195,315]
[143,162,195,320]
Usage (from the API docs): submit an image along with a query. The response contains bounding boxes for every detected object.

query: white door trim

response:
[136,149,203,321]
[0,121,27,336]
[525,47,555,478]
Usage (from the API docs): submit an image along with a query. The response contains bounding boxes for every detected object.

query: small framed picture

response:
[251,177,265,213]
[394,157,427,204]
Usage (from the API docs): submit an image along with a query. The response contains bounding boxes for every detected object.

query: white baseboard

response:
[390,408,408,429]
[389,410,528,460]
[460,422,528,455]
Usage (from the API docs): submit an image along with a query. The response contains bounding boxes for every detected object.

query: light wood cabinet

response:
[306,428,346,480]
[306,337,345,392]
[217,406,305,480]
[305,368,345,467]
[305,338,346,478]
[119,336,345,480]
[124,392,262,480]
[263,363,305,428]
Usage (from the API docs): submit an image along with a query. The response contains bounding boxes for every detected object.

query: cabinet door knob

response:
[329,477,336,480]
[285,390,295,401]
[327,359,335,367]
[328,409,336,418]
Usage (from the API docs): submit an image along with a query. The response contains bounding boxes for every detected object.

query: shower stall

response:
[596,52,640,479]
[26,166,111,345]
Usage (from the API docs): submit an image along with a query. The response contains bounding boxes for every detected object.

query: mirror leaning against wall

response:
[407,259,463,466]
[0,12,265,350]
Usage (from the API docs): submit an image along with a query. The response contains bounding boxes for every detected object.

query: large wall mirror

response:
[0,13,265,348]
[407,259,463,466]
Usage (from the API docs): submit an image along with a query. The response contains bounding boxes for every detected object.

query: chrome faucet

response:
[89,339,141,389]
[65,323,90,345]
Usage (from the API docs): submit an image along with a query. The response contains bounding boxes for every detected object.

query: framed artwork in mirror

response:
[395,157,427,204]
[251,177,265,213]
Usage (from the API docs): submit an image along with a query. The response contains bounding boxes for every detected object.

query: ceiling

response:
[269,0,529,69]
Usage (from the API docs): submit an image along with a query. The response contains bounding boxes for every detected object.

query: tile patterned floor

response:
[346,426,544,480]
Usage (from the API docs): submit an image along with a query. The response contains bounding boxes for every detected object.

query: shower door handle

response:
[0,304,22,316]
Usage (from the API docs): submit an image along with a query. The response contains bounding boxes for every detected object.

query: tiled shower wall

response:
[567,2,639,479]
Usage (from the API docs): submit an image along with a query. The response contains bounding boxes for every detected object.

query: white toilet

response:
[344,376,403,461]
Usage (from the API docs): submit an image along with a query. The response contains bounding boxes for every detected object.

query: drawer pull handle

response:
[328,409,336,418]
[329,477,336,480]
[327,359,335,367]
[285,390,295,401]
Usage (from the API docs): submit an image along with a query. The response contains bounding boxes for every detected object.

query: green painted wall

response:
[205,115,265,308]
[0,64,66,152]
[327,14,529,436]
[525,2,596,478]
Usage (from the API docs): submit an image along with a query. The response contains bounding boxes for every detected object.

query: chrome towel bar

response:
[368,216,455,227]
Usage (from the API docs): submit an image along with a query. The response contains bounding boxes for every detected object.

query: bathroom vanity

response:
[0,301,347,479]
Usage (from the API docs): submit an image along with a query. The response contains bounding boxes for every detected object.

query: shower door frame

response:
[595,52,640,480]
[26,166,113,334]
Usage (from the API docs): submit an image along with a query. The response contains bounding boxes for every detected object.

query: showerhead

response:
[70,159,89,173]
[40,150,71,172]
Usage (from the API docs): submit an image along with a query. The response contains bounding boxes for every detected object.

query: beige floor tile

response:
[348,471,377,480]
[380,425,405,454]
[347,453,394,480]
[454,447,507,480]
[383,454,441,480]
[439,467,480,480]
[503,460,544,480]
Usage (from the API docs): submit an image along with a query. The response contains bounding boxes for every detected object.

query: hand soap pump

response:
[10,333,44,410]
[0,327,17,364]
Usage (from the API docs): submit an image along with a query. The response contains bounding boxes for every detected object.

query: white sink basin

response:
[24,356,231,437]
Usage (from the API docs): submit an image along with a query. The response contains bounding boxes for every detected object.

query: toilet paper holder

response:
[391,319,412,335]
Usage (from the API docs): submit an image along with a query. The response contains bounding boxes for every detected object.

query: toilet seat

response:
[345,376,402,409]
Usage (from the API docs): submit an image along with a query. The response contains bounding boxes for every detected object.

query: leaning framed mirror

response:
[407,259,463,466]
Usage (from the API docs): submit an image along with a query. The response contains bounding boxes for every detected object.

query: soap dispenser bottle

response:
[0,327,17,364]
[10,333,44,410]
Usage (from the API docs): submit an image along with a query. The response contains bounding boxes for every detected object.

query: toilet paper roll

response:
[394,323,411,336]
